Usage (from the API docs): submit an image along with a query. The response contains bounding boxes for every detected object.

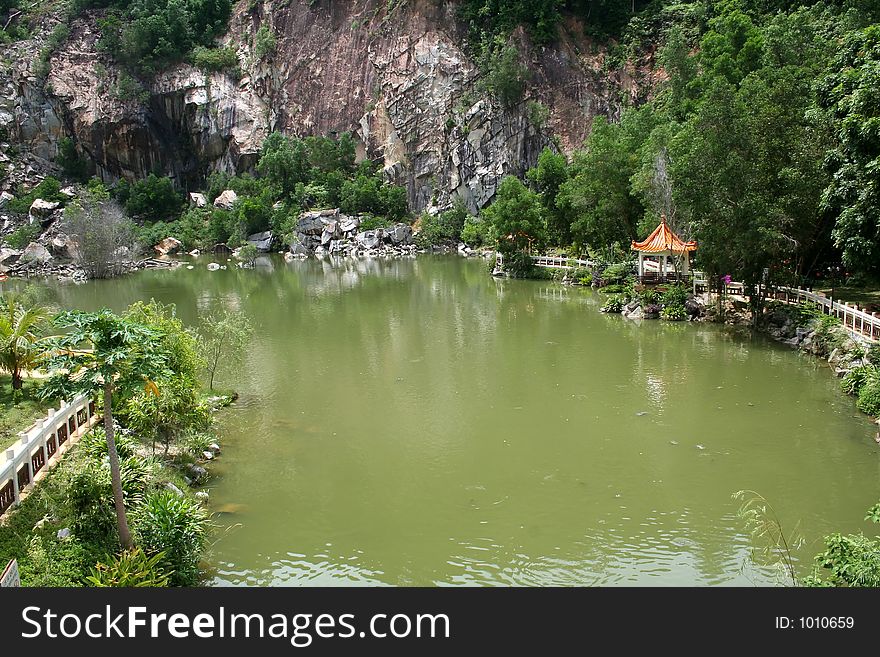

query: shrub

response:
[841,364,877,396]
[856,375,880,417]
[86,547,171,587]
[661,303,687,321]
[600,262,632,285]
[417,202,469,247]
[5,222,41,249]
[190,46,239,73]
[504,250,538,279]
[7,176,64,214]
[236,243,258,266]
[56,137,89,182]
[661,283,689,307]
[601,294,625,313]
[479,41,530,107]
[254,25,277,58]
[132,490,210,586]
[358,215,393,231]
[19,534,89,587]
[600,283,628,295]
[124,174,184,222]
[460,215,491,248]
[639,288,661,305]
[812,315,847,355]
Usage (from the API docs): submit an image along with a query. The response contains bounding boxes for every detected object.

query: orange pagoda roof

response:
[631,216,696,254]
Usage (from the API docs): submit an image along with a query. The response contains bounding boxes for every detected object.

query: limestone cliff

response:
[2,0,653,213]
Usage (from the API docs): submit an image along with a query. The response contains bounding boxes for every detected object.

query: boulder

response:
[626,306,645,320]
[296,211,330,235]
[19,242,51,266]
[355,230,380,249]
[0,191,13,208]
[684,298,703,318]
[56,528,71,540]
[59,186,77,199]
[154,236,182,255]
[213,189,238,209]
[207,262,221,271]
[387,223,413,245]
[339,216,360,234]
[50,234,78,259]
[0,247,21,271]
[164,482,184,497]
[289,236,310,256]
[28,198,60,220]
[189,192,207,208]
[247,230,274,252]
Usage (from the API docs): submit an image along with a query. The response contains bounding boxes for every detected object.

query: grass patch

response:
[815,286,880,312]
[0,376,57,451]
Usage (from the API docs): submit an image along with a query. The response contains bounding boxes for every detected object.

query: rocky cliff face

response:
[3,0,651,213]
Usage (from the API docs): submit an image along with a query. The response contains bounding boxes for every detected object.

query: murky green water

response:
[14,256,879,585]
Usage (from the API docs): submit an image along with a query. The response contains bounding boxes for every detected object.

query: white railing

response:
[494,253,595,270]
[694,275,879,342]
[766,285,879,342]
[0,394,97,517]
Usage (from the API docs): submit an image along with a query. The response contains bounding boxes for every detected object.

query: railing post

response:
[872,313,877,340]
[6,450,18,505]
[18,432,33,491]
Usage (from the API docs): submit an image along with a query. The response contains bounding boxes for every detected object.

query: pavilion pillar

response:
[682,253,689,275]
[661,254,667,280]
[637,252,644,278]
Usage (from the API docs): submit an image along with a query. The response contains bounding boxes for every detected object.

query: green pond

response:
[18,255,880,585]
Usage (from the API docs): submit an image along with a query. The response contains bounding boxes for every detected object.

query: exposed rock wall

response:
[3,0,652,212]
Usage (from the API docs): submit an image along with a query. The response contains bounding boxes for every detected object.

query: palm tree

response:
[44,310,169,549]
[0,293,51,391]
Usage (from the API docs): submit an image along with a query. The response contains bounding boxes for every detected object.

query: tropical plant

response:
[841,364,877,396]
[600,294,625,314]
[661,303,687,321]
[43,310,171,548]
[856,374,880,417]
[86,547,171,587]
[661,283,689,307]
[0,294,51,391]
[132,490,210,586]
[805,502,880,587]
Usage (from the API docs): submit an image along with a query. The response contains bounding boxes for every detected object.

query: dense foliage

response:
[476,0,880,291]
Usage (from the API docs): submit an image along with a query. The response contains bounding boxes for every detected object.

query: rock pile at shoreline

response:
[287,208,418,259]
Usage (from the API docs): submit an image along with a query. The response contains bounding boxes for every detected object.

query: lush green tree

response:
[559,108,657,255]
[0,294,51,391]
[44,310,171,548]
[196,309,252,391]
[121,300,208,454]
[417,200,472,247]
[483,176,545,254]
[527,148,570,245]
[479,39,531,107]
[815,25,880,275]
[699,1,765,87]
[123,174,183,223]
